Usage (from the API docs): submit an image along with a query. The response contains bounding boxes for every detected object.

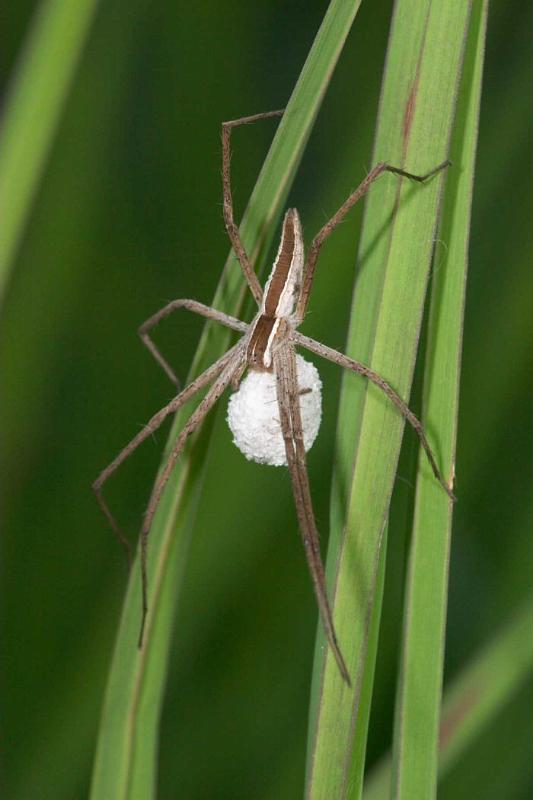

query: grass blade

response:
[0,0,100,305]
[305,2,471,797]
[364,592,533,800]
[390,3,488,797]
[89,2,365,797]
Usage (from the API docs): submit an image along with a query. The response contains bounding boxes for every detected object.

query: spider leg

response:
[139,298,248,387]
[295,159,450,322]
[294,332,456,501]
[273,341,351,686]
[92,342,244,563]
[221,110,285,307]
[137,344,246,647]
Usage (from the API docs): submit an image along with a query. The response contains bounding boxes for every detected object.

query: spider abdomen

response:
[227,355,322,466]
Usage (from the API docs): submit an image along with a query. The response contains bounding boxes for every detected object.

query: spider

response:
[93,109,454,685]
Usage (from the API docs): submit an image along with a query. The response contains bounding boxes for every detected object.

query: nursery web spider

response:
[93,110,454,685]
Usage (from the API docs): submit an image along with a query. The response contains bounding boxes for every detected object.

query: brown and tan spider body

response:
[93,109,454,686]
[247,208,304,371]
[228,209,322,468]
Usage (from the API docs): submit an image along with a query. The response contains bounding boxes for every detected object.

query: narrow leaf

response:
[364,592,533,800]
[390,2,488,797]
[0,0,100,304]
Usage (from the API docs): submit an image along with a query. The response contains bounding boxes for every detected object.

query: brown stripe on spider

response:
[247,315,279,370]
[247,209,304,370]
[262,208,304,319]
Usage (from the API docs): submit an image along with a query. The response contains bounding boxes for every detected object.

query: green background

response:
[2,2,533,798]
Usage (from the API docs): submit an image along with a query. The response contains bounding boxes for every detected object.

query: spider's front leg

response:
[221,109,285,306]
[139,108,287,385]
[295,159,450,322]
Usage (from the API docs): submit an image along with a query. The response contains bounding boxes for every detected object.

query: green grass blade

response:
[364,592,533,800]
[305,2,471,797]
[390,3,488,797]
[0,0,100,305]
[89,2,364,797]
[346,527,388,794]
[439,593,533,776]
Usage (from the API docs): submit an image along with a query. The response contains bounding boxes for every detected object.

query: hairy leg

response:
[295,159,450,322]
[139,298,248,387]
[294,331,455,500]
[92,342,244,561]
[137,345,246,646]
[221,109,284,306]
[273,341,351,685]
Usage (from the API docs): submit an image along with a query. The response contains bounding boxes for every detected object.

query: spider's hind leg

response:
[137,345,246,646]
[92,343,244,587]
[230,359,248,391]
[273,341,351,685]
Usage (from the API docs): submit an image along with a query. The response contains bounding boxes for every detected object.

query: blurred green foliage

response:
[2,1,533,799]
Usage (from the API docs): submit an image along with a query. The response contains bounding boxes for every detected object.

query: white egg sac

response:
[227,354,322,466]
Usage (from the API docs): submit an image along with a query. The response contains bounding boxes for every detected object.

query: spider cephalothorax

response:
[93,110,453,684]
[247,208,303,371]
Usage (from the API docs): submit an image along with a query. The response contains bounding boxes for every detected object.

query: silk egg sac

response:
[227,355,322,466]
